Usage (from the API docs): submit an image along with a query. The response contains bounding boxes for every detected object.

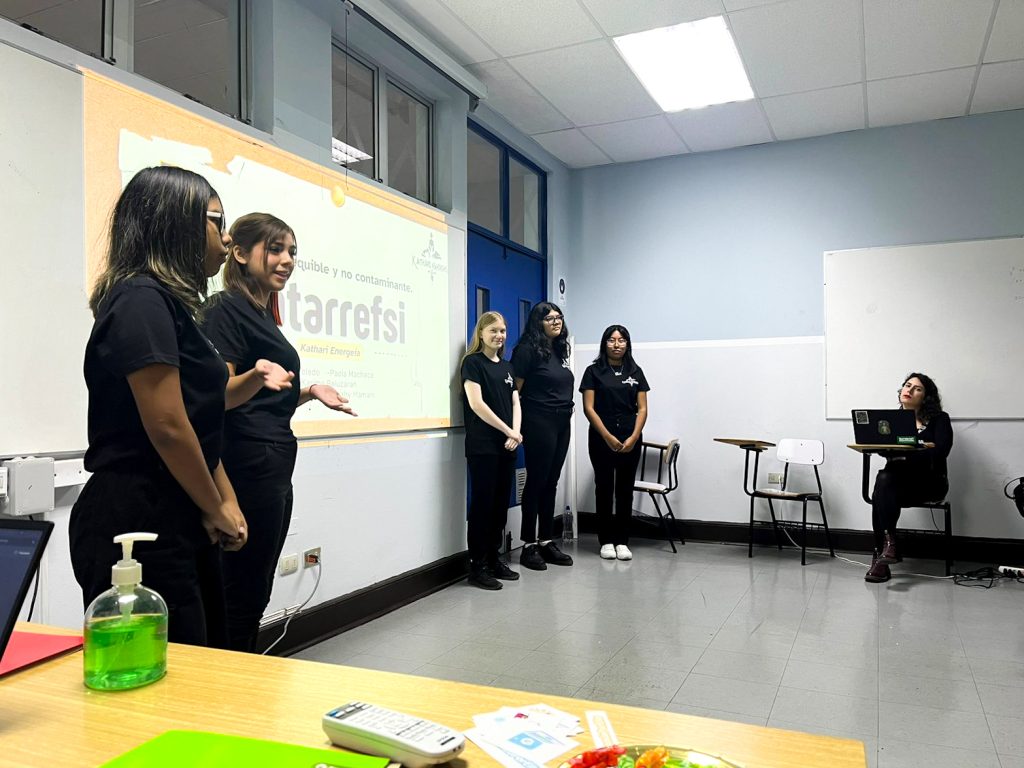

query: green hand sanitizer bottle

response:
[83,532,168,691]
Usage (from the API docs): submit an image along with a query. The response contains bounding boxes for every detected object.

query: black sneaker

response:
[468,566,502,590]
[520,544,547,571]
[488,558,520,581]
[539,541,573,566]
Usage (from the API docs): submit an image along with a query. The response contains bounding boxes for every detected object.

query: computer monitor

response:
[0,519,53,661]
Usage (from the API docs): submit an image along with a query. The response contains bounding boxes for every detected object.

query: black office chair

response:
[899,500,953,576]
[633,439,685,553]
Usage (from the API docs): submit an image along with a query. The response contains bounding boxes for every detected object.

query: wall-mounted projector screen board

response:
[0,50,451,457]
[824,236,1024,420]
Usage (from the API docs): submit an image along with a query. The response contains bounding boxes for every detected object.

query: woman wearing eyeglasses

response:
[865,372,953,583]
[201,213,355,651]
[580,325,649,561]
[511,302,575,570]
[70,166,247,648]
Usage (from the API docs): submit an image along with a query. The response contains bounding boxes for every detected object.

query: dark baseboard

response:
[577,511,1024,565]
[256,551,469,656]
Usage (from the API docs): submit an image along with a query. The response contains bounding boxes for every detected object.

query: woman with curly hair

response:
[511,302,574,570]
[865,372,953,583]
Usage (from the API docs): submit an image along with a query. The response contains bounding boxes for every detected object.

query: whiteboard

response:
[0,44,91,456]
[824,236,1024,420]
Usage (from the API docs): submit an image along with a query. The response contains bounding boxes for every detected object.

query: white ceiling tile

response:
[532,128,613,168]
[864,0,995,79]
[985,0,1024,63]
[382,0,498,65]
[867,67,974,127]
[666,100,772,152]
[466,60,573,134]
[509,40,661,126]
[970,60,1024,114]
[722,0,774,9]
[580,116,690,162]
[439,0,603,57]
[762,84,864,140]
[580,0,724,37]
[729,0,862,98]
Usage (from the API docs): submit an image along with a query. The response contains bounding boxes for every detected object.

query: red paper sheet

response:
[0,630,83,676]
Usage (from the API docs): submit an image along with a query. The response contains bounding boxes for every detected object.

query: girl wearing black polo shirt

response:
[511,302,575,570]
[580,325,649,561]
[201,213,356,651]
[70,166,247,648]
[461,311,522,590]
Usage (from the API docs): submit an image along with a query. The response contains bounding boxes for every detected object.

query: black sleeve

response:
[94,286,179,376]
[927,412,953,459]
[635,366,651,392]
[579,364,597,392]
[511,344,534,380]
[461,354,483,385]
[201,295,248,365]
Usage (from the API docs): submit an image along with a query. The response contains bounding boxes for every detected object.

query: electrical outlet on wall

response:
[767,472,783,484]
[279,553,299,576]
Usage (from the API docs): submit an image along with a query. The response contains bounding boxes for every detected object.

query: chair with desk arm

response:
[632,439,685,553]
[748,438,835,566]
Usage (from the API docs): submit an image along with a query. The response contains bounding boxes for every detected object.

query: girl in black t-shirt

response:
[865,372,953,584]
[202,213,356,651]
[70,166,247,648]
[460,311,522,590]
[511,302,575,570]
[580,325,650,561]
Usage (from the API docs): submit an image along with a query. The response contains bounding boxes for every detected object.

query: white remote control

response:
[322,701,465,767]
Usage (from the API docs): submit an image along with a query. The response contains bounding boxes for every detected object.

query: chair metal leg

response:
[748,495,755,558]
[661,495,685,547]
[766,498,784,550]
[944,504,953,576]
[800,499,808,566]
[818,498,835,557]
[650,494,677,554]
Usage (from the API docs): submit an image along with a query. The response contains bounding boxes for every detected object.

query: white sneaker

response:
[615,545,633,561]
[599,544,616,559]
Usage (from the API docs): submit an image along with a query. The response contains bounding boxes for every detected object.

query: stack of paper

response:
[465,703,583,768]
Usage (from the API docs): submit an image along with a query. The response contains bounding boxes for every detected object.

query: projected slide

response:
[82,72,450,437]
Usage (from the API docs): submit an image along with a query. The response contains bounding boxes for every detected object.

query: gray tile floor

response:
[292,536,1024,768]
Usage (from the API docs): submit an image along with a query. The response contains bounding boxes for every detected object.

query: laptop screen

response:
[0,519,53,659]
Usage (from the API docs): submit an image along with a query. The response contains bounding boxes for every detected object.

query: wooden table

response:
[1,624,867,767]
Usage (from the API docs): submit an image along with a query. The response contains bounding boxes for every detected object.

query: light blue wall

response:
[570,110,1024,344]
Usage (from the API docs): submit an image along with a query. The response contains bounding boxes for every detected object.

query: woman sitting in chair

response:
[580,325,649,561]
[865,372,953,583]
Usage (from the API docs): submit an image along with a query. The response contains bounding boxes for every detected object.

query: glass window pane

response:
[475,286,490,319]
[133,0,241,117]
[331,48,375,180]
[519,299,531,335]
[467,129,501,235]
[509,158,541,252]
[387,82,430,203]
[1,0,104,58]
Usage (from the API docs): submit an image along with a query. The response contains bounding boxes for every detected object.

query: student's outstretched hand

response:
[310,384,358,416]
[254,359,295,391]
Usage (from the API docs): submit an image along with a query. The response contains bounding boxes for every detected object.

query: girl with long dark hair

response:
[70,166,246,647]
[580,325,649,561]
[460,311,522,590]
[201,213,355,650]
[511,302,574,570]
[865,372,953,583]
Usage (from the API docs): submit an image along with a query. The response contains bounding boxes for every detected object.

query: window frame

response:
[331,42,380,182]
[384,75,433,205]
[467,120,547,260]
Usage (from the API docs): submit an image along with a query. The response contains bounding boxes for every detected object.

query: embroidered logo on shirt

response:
[504,373,514,388]
[622,376,639,387]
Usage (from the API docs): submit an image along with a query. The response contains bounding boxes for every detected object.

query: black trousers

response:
[520,407,572,543]
[467,452,515,565]
[221,439,297,652]
[70,467,226,648]
[588,428,642,546]
[871,462,947,551]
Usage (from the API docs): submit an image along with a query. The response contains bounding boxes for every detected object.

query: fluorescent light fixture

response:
[331,137,373,166]
[614,16,754,112]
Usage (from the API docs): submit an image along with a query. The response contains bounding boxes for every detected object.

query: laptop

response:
[851,408,919,445]
[0,518,54,662]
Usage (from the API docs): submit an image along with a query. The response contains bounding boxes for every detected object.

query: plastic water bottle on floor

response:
[562,505,574,543]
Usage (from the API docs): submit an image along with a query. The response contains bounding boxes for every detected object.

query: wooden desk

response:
[1,625,866,767]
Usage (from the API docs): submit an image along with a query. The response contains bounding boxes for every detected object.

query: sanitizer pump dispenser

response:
[83,532,168,691]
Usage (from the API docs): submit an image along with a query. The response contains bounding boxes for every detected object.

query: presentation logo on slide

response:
[413,235,447,281]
